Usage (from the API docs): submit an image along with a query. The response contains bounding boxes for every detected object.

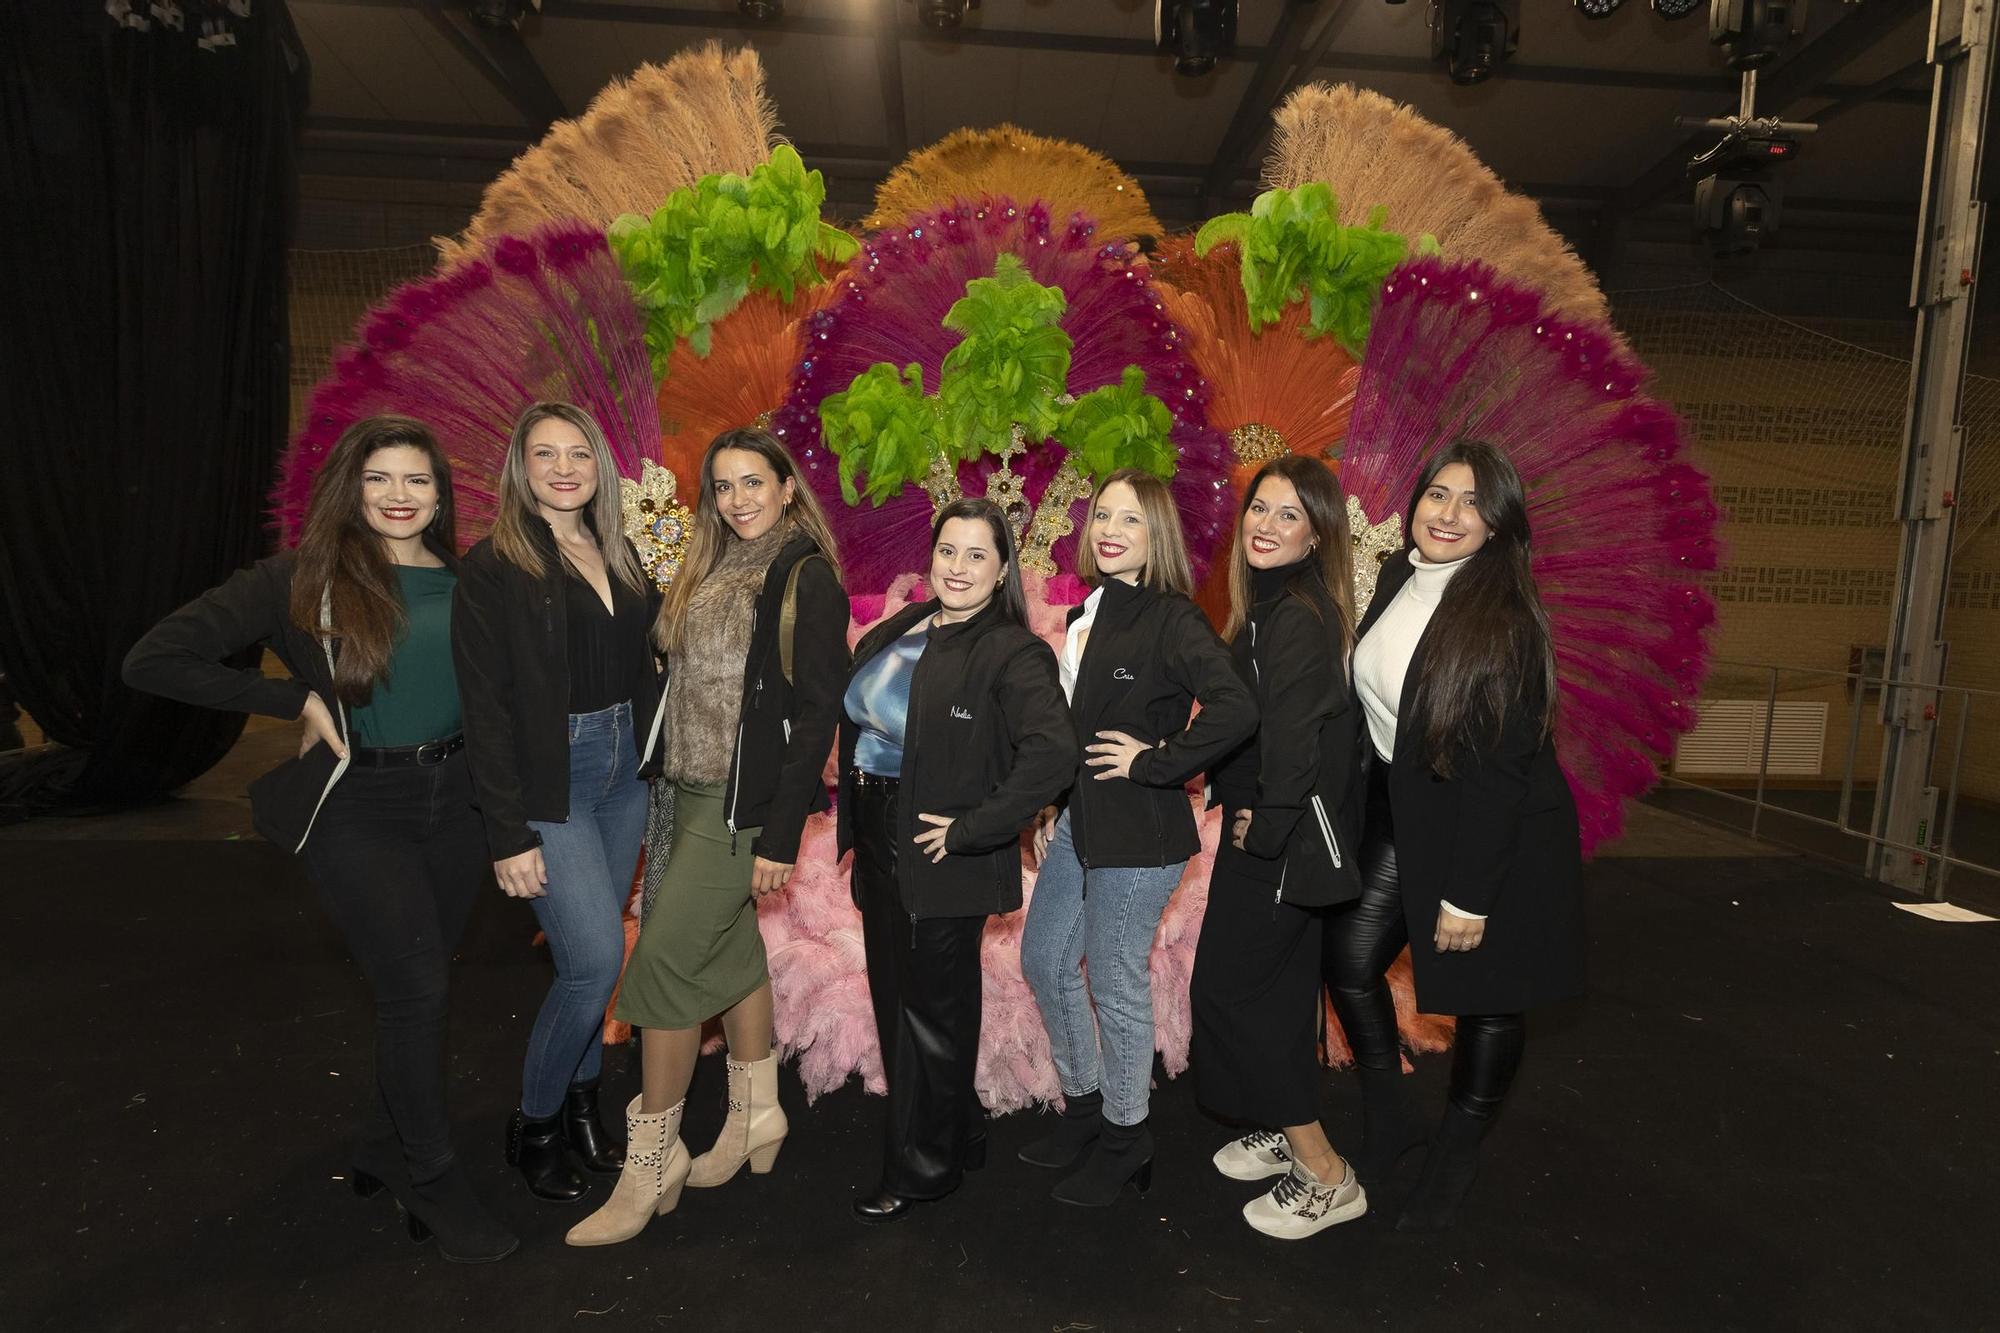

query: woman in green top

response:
[123,417,514,1264]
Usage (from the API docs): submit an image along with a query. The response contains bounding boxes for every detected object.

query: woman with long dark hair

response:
[1190,454,1369,1240]
[1333,439,1583,1231]
[1018,469,1257,1206]
[453,401,658,1209]
[838,498,1077,1224]
[567,427,848,1247]
[124,416,516,1262]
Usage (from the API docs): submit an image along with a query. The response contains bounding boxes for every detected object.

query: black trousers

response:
[300,751,487,1175]
[851,778,987,1200]
[1324,763,1525,1119]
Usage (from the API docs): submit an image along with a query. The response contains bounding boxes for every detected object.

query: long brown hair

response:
[654,428,843,654]
[1074,468,1194,596]
[1405,440,1557,775]
[290,416,457,704]
[932,497,1029,625]
[490,401,645,593]
[1223,455,1355,648]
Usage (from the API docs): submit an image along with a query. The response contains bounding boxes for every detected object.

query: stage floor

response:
[7,820,1997,1331]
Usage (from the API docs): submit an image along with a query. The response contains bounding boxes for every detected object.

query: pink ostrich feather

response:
[766,198,1237,595]
[274,222,660,547]
[1338,256,1722,852]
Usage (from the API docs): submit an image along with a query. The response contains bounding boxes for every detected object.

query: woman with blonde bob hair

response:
[568,427,849,1247]
[454,401,661,1209]
[1018,468,1257,1207]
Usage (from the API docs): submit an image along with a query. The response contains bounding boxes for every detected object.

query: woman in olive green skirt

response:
[617,783,765,1027]
[568,428,849,1247]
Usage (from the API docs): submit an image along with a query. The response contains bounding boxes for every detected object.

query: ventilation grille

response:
[1673,700,1828,777]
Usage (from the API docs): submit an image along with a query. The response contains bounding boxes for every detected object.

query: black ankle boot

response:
[1018,1089,1103,1169]
[349,1133,403,1200]
[404,1160,520,1263]
[1353,1066,1429,1189]
[1396,1105,1489,1232]
[1050,1117,1153,1208]
[562,1079,625,1175]
[505,1109,588,1203]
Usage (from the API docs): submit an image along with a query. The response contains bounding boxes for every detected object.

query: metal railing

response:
[1656,657,2000,900]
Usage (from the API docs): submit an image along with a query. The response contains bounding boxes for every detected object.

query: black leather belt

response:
[849,769,900,788]
[350,734,466,769]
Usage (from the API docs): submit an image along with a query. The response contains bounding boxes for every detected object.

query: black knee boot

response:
[505,1109,588,1203]
[1397,1014,1523,1231]
[1353,1065,1429,1189]
[1017,1089,1102,1169]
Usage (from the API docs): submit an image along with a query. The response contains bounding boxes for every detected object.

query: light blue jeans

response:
[1020,810,1186,1127]
[520,701,648,1119]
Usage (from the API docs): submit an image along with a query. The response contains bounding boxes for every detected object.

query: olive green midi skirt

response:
[616,781,768,1030]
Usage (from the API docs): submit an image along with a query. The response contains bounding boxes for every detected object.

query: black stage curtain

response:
[0,2,308,813]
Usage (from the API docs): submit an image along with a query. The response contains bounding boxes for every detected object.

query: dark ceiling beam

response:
[1200,0,1336,206]
[309,0,1929,104]
[1607,0,1927,216]
[1798,57,1930,129]
[412,0,567,135]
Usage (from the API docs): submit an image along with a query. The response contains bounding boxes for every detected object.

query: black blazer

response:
[452,525,660,862]
[836,599,1077,919]
[1208,571,1365,908]
[1356,549,1584,1015]
[715,535,849,864]
[122,553,325,727]
[1061,577,1258,868]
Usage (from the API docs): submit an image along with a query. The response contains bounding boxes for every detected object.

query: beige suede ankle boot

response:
[687,1053,788,1187]
[564,1097,688,1247]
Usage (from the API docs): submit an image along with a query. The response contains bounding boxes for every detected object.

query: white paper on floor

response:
[1891,901,1999,923]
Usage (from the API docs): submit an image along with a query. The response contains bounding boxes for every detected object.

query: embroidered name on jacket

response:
[950,705,974,720]
[1113,667,1136,681]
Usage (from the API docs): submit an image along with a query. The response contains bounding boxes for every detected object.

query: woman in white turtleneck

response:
[1330,439,1584,1233]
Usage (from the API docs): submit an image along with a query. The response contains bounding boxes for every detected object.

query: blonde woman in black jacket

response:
[1018,469,1257,1207]
[124,416,515,1263]
[452,402,659,1210]
[838,497,1078,1224]
[1191,455,1368,1241]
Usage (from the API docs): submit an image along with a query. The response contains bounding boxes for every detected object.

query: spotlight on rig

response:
[1156,0,1238,77]
[1651,0,1701,17]
[466,0,529,27]
[1710,0,1806,71]
[738,0,783,18]
[1431,0,1518,85]
[1690,128,1796,257]
[1575,0,1623,17]
[915,0,978,30]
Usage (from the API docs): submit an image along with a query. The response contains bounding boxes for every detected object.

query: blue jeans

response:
[1020,810,1186,1127]
[520,702,648,1119]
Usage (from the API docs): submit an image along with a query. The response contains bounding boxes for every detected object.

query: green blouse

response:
[347,564,462,748]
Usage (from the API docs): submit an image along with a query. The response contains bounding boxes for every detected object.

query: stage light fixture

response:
[466,0,528,27]
[1688,128,1796,257]
[1575,0,1623,17]
[1155,0,1238,77]
[1430,0,1518,86]
[1709,0,1805,71]
[916,0,979,30]
[1650,0,1701,17]
[738,0,783,18]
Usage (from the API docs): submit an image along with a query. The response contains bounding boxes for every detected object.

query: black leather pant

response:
[1324,763,1525,1120]
[852,778,987,1200]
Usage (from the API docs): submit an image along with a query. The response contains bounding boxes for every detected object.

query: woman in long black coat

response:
[1333,438,1584,1232]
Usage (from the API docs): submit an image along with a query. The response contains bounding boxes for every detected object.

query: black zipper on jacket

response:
[900,617,929,929]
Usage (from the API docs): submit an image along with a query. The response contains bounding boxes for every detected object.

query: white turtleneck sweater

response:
[1352,550,1485,921]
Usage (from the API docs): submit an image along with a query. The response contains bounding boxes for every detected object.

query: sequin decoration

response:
[1229,421,1291,464]
[620,458,695,592]
[1347,494,1404,611]
[1020,458,1095,576]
